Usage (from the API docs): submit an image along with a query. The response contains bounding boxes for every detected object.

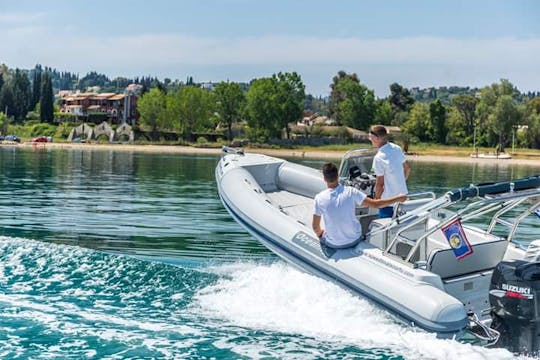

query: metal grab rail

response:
[382,188,540,266]
[446,175,540,202]
[221,146,244,156]
[392,191,436,219]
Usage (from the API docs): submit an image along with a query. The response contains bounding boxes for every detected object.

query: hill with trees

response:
[1,63,539,151]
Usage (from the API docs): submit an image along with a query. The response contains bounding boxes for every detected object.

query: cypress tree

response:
[40,72,54,123]
[11,69,31,121]
[32,65,42,110]
[0,85,14,118]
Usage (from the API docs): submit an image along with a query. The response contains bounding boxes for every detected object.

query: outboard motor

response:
[489,260,540,354]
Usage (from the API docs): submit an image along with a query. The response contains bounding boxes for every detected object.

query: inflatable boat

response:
[216,146,540,352]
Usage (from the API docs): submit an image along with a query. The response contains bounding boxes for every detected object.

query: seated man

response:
[312,163,407,249]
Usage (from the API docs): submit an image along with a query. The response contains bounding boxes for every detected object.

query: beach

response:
[4,141,540,167]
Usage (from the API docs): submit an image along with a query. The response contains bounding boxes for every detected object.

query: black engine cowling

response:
[489,261,540,354]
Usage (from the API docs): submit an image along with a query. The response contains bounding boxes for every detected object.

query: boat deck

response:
[266,190,314,227]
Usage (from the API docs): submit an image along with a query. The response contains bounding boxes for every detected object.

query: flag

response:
[442,219,473,260]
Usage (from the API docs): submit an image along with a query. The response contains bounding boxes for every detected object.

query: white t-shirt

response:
[313,184,366,247]
[372,142,408,198]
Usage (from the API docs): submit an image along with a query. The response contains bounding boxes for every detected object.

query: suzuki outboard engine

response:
[489,260,540,354]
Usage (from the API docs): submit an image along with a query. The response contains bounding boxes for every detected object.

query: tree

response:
[174,86,215,140]
[489,95,520,152]
[0,71,4,95]
[40,72,54,123]
[329,71,359,122]
[446,107,468,146]
[452,94,478,137]
[429,99,447,144]
[374,99,393,125]
[389,82,415,119]
[245,77,281,139]
[0,111,7,135]
[11,69,31,121]
[328,71,375,129]
[137,88,166,138]
[476,79,521,150]
[32,65,42,109]
[214,81,245,141]
[77,71,111,91]
[273,72,305,139]
[522,97,540,148]
[402,102,431,142]
[0,84,14,119]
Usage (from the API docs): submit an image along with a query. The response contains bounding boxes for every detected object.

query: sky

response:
[1,0,539,97]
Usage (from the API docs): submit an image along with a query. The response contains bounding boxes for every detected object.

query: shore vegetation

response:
[1,64,539,156]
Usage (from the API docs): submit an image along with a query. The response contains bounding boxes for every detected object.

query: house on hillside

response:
[58,84,143,125]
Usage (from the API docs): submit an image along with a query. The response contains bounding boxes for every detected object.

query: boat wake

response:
[0,235,532,359]
[195,261,530,360]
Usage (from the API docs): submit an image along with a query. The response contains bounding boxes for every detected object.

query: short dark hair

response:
[322,162,338,182]
[370,125,387,137]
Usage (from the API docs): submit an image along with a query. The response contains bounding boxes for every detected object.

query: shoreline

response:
[3,141,540,167]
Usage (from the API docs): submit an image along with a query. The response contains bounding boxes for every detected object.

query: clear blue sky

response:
[1,0,539,96]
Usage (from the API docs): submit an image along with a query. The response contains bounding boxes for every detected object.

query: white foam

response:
[195,261,528,360]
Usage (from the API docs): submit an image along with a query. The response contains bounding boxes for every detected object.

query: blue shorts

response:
[321,236,362,249]
[378,206,394,219]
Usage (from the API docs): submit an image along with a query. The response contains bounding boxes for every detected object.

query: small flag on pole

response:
[442,219,474,260]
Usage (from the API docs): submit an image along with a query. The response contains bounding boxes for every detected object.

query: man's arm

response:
[312,214,324,238]
[403,161,411,180]
[374,175,384,199]
[363,194,407,208]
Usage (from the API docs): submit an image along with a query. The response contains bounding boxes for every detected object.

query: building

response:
[58,84,143,125]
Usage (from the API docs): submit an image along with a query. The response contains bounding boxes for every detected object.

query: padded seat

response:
[428,239,508,279]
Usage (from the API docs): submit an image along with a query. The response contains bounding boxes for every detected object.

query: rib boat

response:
[216,146,540,352]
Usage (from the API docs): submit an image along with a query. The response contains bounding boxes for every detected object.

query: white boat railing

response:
[374,176,540,266]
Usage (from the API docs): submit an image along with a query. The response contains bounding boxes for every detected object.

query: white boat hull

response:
[216,151,470,336]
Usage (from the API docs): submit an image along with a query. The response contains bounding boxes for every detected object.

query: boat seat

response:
[427,238,508,280]
[266,190,315,227]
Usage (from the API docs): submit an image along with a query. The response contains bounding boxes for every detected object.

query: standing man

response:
[312,163,407,249]
[369,125,411,218]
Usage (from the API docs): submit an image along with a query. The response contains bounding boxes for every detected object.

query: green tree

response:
[374,99,393,125]
[402,102,431,142]
[476,79,520,150]
[40,72,54,123]
[164,91,182,132]
[32,65,42,109]
[77,71,111,91]
[0,111,7,135]
[522,97,540,148]
[0,81,14,118]
[429,99,447,144]
[175,86,215,140]
[245,77,281,139]
[274,72,305,139]
[329,71,357,122]
[11,68,31,121]
[138,88,166,138]
[389,82,415,118]
[489,95,520,152]
[329,71,375,129]
[452,94,478,138]
[214,81,245,141]
[446,107,468,146]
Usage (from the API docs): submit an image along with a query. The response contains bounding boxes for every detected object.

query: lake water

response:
[0,146,539,359]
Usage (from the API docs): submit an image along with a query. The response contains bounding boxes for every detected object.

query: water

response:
[0,146,538,359]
